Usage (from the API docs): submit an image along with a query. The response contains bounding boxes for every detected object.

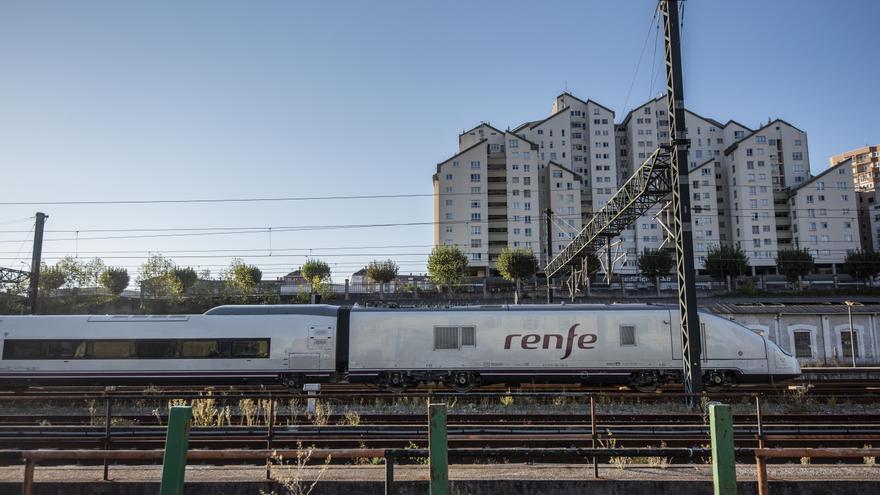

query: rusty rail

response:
[8,447,721,495]
[753,448,880,495]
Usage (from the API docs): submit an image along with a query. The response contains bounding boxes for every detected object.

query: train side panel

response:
[348,308,678,384]
[0,313,338,386]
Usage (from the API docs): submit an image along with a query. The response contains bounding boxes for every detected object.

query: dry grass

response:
[263,443,331,495]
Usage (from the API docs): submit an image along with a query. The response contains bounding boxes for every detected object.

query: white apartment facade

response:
[789,159,859,265]
[725,119,813,272]
[434,94,861,277]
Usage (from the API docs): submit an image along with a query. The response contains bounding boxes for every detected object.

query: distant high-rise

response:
[433,94,861,277]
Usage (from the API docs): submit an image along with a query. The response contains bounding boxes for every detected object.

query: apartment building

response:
[831,145,880,250]
[830,144,880,192]
[724,120,812,272]
[434,93,861,276]
[789,159,859,266]
[615,96,749,273]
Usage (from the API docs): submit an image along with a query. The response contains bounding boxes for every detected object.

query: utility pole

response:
[660,0,703,395]
[545,208,553,303]
[27,212,48,315]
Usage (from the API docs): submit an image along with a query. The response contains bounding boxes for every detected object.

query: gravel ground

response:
[0,463,878,483]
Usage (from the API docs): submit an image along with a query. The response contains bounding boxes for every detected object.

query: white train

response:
[0,304,800,391]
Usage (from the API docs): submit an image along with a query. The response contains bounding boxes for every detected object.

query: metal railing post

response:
[22,458,34,495]
[755,453,769,495]
[266,396,275,480]
[385,453,395,495]
[428,403,448,495]
[709,402,736,495]
[590,396,599,478]
[102,398,112,481]
[755,396,765,449]
[159,406,193,495]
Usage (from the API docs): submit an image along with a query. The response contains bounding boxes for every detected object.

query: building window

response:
[471,160,481,169]
[793,331,812,358]
[470,174,480,182]
[841,331,859,358]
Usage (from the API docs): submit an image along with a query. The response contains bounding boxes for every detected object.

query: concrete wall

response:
[2,480,875,495]
[717,311,880,367]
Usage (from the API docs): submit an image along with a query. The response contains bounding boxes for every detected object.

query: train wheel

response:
[286,376,302,393]
[703,371,726,392]
[451,372,476,393]
[381,372,408,393]
[629,372,659,393]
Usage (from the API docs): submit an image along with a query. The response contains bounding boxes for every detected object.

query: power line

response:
[0,191,481,207]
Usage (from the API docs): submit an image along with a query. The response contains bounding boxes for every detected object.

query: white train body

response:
[0,304,800,390]
[347,305,799,389]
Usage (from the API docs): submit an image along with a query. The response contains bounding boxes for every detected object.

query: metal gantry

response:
[0,267,31,285]
[544,146,673,278]
[544,0,703,395]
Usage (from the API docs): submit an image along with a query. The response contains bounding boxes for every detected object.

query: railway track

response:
[0,420,877,451]
[1,377,876,399]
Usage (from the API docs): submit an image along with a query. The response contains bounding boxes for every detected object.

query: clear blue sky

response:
[1,0,878,282]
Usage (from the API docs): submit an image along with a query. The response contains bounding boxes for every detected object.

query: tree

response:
[100,267,130,296]
[225,259,263,299]
[39,264,67,295]
[54,256,105,288]
[301,259,331,301]
[776,248,814,289]
[496,248,537,304]
[842,249,880,285]
[366,259,399,298]
[637,248,674,296]
[137,254,183,310]
[704,244,750,291]
[172,267,199,292]
[427,245,468,292]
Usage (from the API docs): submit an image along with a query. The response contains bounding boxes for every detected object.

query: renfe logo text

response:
[503,324,598,360]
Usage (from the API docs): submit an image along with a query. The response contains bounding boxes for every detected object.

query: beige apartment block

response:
[789,158,859,267]
[831,144,880,192]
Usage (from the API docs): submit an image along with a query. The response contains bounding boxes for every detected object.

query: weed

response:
[263,443,331,495]
[500,391,514,408]
[312,400,332,426]
[609,456,631,469]
[191,394,218,426]
[239,399,258,426]
[87,400,98,426]
[800,456,811,465]
[405,441,430,466]
[289,398,302,424]
[340,410,361,426]
[864,445,875,466]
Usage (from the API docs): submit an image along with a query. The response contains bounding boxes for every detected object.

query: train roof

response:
[202,303,675,316]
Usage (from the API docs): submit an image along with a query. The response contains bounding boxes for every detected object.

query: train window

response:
[231,340,270,358]
[133,340,177,359]
[619,325,636,346]
[180,340,221,358]
[2,340,45,359]
[460,327,476,347]
[47,341,87,359]
[2,338,270,360]
[90,341,132,359]
[434,327,459,350]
